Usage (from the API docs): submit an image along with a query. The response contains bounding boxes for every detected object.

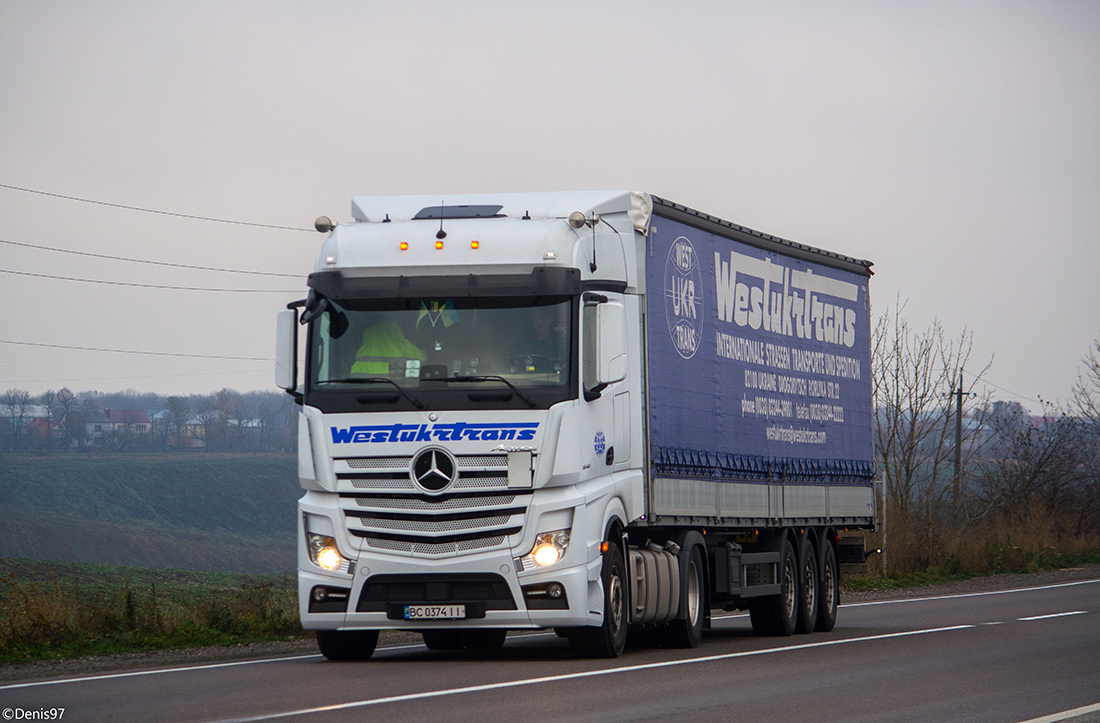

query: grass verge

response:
[842,550,1100,592]
[0,558,307,663]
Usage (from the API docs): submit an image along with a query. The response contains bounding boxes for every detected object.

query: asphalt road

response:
[2,578,1098,723]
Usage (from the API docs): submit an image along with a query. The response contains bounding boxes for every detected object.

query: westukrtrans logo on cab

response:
[331,422,539,444]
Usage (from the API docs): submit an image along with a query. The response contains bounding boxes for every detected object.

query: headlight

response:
[308,533,344,571]
[520,529,570,569]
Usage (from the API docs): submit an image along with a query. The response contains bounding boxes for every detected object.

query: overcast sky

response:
[2,1,1097,412]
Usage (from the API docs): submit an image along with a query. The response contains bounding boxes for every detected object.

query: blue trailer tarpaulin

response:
[646,215,873,482]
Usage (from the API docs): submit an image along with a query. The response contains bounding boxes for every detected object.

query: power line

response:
[0,238,302,278]
[0,183,314,232]
[0,268,301,293]
[0,368,274,385]
[982,379,1042,404]
[0,339,272,361]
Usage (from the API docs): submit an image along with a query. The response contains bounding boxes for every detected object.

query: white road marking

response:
[1015,702,1100,723]
[1018,611,1088,621]
[0,654,323,691]
[841,578,1100,608]
[206,625,977,722]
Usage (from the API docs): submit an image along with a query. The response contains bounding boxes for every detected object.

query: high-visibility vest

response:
[350,322,426,375]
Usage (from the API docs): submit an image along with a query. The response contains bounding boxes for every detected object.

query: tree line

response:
[872,300,1100,574]
[1,387,299,454]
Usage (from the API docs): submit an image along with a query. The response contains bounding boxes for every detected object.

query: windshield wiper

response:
[425,375,537,408]
[325,377,425,409]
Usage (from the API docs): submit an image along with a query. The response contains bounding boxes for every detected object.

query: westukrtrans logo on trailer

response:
[664,236,704,359]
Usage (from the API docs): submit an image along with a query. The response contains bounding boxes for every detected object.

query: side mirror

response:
[597,301,627,385]
[276,308,299,393]
[583,294,627,401]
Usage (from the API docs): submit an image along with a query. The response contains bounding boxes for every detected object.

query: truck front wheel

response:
[317,629,379,661]
[568,540,628,658]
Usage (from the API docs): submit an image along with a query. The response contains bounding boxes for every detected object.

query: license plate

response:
[403,604,466,620]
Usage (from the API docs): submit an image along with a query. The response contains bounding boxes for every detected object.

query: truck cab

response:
[277,192,650,658]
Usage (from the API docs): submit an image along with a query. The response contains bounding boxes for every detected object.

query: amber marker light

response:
[399,241,408,250]
[470,240,480,249]
[435,240,444,249]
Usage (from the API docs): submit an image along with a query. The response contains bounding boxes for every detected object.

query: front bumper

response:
[299,549,599,630]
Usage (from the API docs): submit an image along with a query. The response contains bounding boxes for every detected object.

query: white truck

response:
[276,191,876,659]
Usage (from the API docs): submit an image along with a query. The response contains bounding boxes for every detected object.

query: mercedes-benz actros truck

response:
[276,191,875,660]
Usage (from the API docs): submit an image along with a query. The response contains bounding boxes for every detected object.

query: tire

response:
[568,540,628,658]
[658,544,705,649]
[795,542,819,634]
[316,629,379,661]
[749,538,798,637]
[815,541,839,633]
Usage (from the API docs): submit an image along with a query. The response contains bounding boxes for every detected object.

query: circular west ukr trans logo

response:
[664,236,704,359]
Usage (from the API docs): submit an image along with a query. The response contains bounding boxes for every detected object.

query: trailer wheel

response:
[815,542,839,633]
[317,629,379,661]
[658,544,705,648]
[795,543,819,634]
[568,540,628,658]
[749,538,798,637]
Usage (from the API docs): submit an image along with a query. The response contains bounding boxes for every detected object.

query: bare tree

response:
[164,396,191,449]
[873,301,992,522]
[977,400,1096,534]
[2,388,33,452]
[53,387,79,449]
[1073,338,1100,436]
[39,389,57,454]
[1070,337,1100,534]
[188,395,218,449]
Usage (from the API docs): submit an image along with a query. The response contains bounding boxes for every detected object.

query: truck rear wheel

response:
[815,542,839,632]
[795,543,819,634]
[568,540,627,658]
[658,544,705,648]
[749,538,798,637]
[317,629,379,661]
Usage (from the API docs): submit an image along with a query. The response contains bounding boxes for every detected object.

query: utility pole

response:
[951,371,965,516]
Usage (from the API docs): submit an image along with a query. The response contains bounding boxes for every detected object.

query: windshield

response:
[306,295,575,412]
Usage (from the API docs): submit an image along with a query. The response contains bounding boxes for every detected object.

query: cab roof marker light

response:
[399,242,408,250]
[435,240,444,249]
[471,240,479,249]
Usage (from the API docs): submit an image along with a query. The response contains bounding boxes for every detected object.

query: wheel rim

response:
[608,567,624,634]
[804,556,817,613]
[783,558,796,620]
[822,555,836,613]
[685,559,701,624]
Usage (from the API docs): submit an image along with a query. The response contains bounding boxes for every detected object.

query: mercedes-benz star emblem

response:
[411,448,456,492]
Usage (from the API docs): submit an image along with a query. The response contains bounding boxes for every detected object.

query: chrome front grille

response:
[334,454,530,557]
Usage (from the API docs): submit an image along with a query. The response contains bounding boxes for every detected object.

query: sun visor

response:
[307,267,580,300]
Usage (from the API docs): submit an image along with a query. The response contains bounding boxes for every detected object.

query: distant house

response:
[104,409,151,434]
[83,409,110,442]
